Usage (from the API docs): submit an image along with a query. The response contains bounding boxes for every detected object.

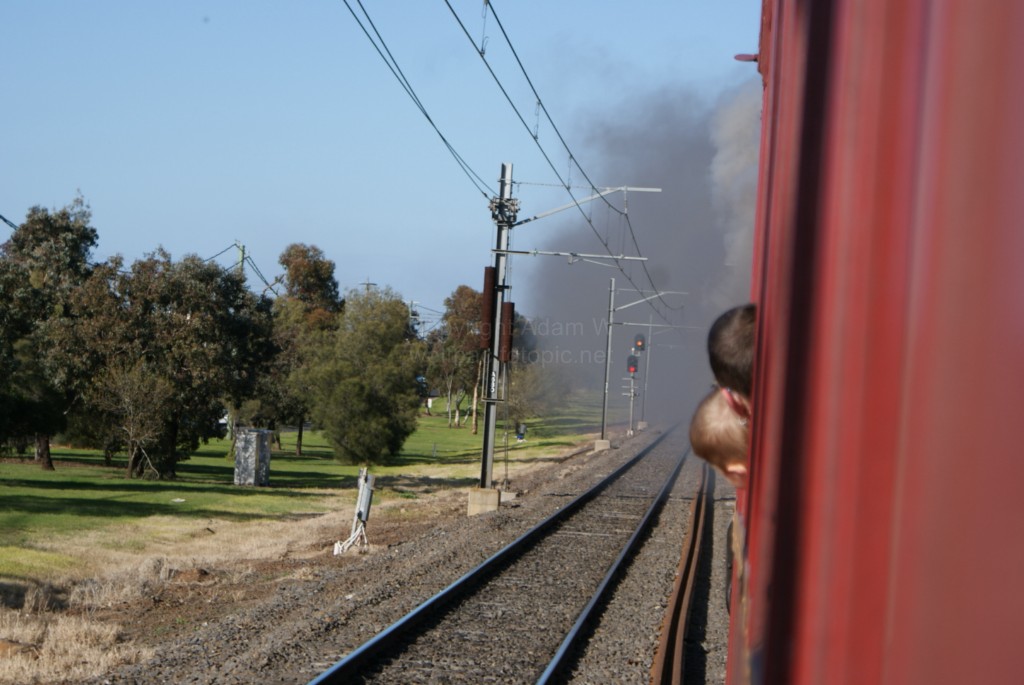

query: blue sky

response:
[2,1,761,325]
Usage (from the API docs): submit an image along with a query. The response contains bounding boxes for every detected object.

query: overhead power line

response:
[341,0,494,199]
[444,1,682,321]
[485,1,680,315]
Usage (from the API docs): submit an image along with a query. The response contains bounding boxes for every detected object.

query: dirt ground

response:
[0,442,595,684]
[88,489,469,651]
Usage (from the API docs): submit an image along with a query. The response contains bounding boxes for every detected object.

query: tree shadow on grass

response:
[175,462,352,488]
[527,416,602,432]
[0,493,323,523]
[0,473,361,498]
[385,450,480,467]
[374,473,479,494]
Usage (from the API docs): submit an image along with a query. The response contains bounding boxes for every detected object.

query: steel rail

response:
[309,426,677,685]
[535,446,689,683]
[651,461,713,685]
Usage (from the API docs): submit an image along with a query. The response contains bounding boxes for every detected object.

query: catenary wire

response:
[341,0,494,199]
[485,0,683,315]
[444,1,681,321]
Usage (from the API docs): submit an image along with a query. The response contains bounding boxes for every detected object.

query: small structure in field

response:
[234,428,272,486]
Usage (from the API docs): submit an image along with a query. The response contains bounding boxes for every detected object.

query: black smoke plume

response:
[515,77,761,428]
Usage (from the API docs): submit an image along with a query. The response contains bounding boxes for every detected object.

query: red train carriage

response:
[732,1,1024,683]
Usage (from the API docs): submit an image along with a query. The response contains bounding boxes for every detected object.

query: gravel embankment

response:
[94,430,733,684]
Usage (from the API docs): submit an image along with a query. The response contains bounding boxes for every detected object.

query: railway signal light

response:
[634,334,646,352]
[627,355,639,374]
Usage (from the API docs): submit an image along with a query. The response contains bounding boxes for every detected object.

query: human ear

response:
[720,388,752,422]
[723,463,748,488]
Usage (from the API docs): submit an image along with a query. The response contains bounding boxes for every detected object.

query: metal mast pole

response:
[236,242,246,277]
[480,163,517,489]
[641,315,652,423]
[600,277,615,441]
[627,374,636,437]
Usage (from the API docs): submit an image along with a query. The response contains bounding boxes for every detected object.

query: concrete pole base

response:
[593,439,611,452]
[467,488,500,516]
[637,421,648,431]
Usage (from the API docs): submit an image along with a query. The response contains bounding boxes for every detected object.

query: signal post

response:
[469,163,518,515]
[470,167,659,512]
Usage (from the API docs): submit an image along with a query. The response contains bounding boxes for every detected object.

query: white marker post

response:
[334,468,374,555]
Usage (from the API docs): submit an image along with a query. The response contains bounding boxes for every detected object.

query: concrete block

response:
[467,488,500,515]
[593,439,611,452]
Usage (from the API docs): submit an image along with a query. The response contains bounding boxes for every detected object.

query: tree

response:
[426,330,473,427]
[135,252,274,476]
[426,285,483,429]
[502,312,550,430]
[305,288,425,464]
[278,243,342,318]
[42,250,274,477]
[0,197,98,469]
[92,360,173,478]
[258,243,344,455]
[2,339,66,468]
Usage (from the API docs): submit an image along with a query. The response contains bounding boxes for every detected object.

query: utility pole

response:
[598,278,616,448]
[236,241,246,277]
[479,163,518,490]
[471,174,660,498]
[599,281,688,446]
[625,373,637,437]
[639,314,653,429]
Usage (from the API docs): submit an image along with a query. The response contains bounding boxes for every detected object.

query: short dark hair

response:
[708,303,756,397]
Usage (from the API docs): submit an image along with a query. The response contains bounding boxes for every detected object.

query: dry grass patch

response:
[0,611,152,685]
[0,443,590,683]
[0,506,361,683]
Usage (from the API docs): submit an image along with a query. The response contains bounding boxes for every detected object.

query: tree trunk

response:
[295,419,304,457]
[35,434,55,471]
[270,421,282,451]
[163,418,179,478]
[126,444,141,478]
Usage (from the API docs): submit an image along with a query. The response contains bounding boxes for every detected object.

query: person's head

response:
[689,388,749,487]
[708,303,756,398]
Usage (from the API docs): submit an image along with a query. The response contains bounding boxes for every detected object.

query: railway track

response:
[309,428,704,684]
[652,461,715,684]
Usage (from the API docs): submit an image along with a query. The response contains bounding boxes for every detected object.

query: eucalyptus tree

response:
[44,250,274,477]
[427,285,483,429]
[304,287,425,464]
[0,197,98,468]
[261,243,344,454]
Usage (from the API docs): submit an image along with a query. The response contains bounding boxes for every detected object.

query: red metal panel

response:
[736,1,1024,684]
[884,3,1024,683]
[731,0,809,679]
[782,1,927,682]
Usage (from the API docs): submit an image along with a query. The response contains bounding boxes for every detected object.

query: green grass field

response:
[0,394,608,578]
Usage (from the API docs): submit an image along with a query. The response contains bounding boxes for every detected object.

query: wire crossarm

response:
[512,186,661,227]
[491,248,647,263]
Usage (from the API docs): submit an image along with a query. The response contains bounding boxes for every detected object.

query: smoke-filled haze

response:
[514,77,762,427]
